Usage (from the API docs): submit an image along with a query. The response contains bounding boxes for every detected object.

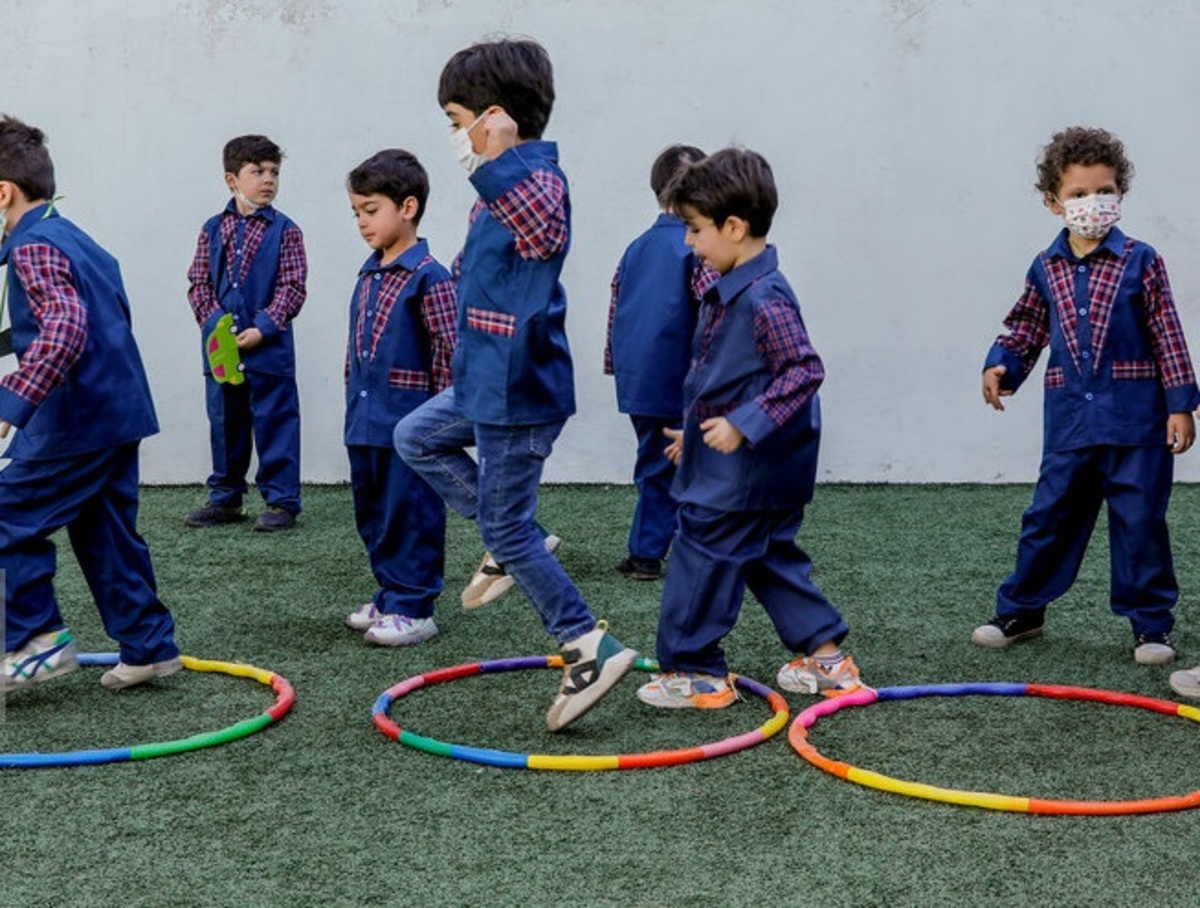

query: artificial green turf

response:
[5,484,1200,907]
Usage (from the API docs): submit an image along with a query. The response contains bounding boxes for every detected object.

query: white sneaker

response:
[461,534,562,610]
[546,621,637,731]
[1169,665,1200,699]
[636,672,737,709]
[345,602,383,631]
[4,629,79,692]
[777,654,864,697]
[363,615,439,647]
[101,656,183,691]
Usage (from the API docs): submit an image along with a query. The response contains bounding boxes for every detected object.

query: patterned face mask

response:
[1058,193,1121,240]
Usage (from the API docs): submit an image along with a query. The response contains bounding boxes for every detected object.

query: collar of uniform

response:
[360,238,428,276]
[707,244,778,307]
[653,212,683,230]
[0,202,56,264]
[223,198,276,222]
[1047,225,1126,261]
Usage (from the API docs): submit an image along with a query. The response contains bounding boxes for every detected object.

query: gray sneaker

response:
[101,656,183,690]
[971,612,1045,648]
[1133,633,1176,666]
[1169,665,1200,699]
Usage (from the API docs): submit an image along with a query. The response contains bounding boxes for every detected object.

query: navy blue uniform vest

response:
[0,204,158,460]
[345,240,451,447]
[611,213,699,418]
[454,141,575,425]
[674,248,821,512]
[201,205,296,376]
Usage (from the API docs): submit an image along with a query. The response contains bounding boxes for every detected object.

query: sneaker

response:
[615,556,662,581]
[4,629,79,692]
[777,654,864,697]
[546,621,638,731]
[363,615,439,647]
[345,602,384,631]
[100,656,183,691]
[461,534,562,610]
[1134,633,1177,665]
[1169,665,1200,699]
[636,671,737,709]
[183,503,247,528]
[254,507,297,532]
[970,611,1045,648]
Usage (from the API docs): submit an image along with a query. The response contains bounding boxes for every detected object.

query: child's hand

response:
[236,327,264,350]
[483,109,520,160]
[700,417,745,454]
[663,427,683,465]
[1168,412,1195,454]
[982,365,1011,411]
[0,421,9,439]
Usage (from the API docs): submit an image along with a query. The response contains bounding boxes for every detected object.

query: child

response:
[975,126,1198,664]
[184,134,307,532]
[604,143,713,582]
[395,37,637,731]
[636,147,864,710]
[343,149,457,646]
[0,115,181,692]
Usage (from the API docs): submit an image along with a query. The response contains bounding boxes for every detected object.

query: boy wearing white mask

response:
[395,38,637,731]
[974,126,1198,665]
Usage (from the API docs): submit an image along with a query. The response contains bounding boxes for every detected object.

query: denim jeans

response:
[394,387,595,643]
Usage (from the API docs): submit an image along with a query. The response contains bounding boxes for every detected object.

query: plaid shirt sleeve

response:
[603,262,621,375]
[483,168,568,262]
[0,243,88,418]
[730,296,824,442]
[186,227,220,326]
[259,223,307,333]
[1141,253,1199,405]
[421,276,459,393]
[992,277,1051,383]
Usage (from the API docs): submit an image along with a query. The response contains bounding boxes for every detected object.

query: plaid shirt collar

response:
[1046,225,1127,262]
[358,238,429,277]
[222,198,277,223]
[706,244,778,307]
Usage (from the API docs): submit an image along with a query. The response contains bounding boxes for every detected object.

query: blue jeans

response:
[394,387,595,643]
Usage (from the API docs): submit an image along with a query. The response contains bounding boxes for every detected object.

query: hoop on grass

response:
[1,653,295,769]
[373,655,789,770]
[790,682,1200,816]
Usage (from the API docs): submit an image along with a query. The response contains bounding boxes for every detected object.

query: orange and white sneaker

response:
[776,654,864,697]
[636,671,738,709]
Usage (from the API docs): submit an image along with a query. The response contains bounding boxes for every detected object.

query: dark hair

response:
[223,134,283,174]
[664,147,777,237]
[650,144,705,205]
[347,149,429,225]
[0,115,55,200]
[438,38,554,139]
[1036,126,1134,196]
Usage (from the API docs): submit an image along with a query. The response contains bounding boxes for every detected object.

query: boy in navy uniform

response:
[636,148,865,709]
[975,126,1199,666]
[396,38,637,731]
[185,135,307,532]
[604,144,713,582]
[343,150,457,647]
[0,115,181,692]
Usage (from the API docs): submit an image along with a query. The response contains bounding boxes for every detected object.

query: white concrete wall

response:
[5,0,1200,483]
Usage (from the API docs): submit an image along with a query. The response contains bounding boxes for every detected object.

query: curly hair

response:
[1036,126,1134,196]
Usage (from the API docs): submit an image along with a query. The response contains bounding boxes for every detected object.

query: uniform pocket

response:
[388,368,430,391]
[466,307,517,338]
[1111,360,1157,381]
[1044,366,1065,390]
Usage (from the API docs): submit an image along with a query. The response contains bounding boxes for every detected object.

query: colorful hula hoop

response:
[791,682,1200,816]
[1,653,295,769]
[373,655,789,771]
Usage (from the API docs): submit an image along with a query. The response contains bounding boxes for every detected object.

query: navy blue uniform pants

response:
[205,371,301,514]
[656,502,849,675]
[1,442,179,664]
[627,414,679,561]
[997,444,1177,636]
[348,445,445,618]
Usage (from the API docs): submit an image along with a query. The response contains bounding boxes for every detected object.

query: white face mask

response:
[1058,193,1121,240]
[450,112,489,174]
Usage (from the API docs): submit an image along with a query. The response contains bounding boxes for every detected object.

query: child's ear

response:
[722,215,750,243]
[223,172,238,192]
[1043,191,1064,215]
[0,181,14,209]
[401,196,420,221]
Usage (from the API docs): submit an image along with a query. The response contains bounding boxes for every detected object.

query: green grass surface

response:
[6,484,1200,907]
